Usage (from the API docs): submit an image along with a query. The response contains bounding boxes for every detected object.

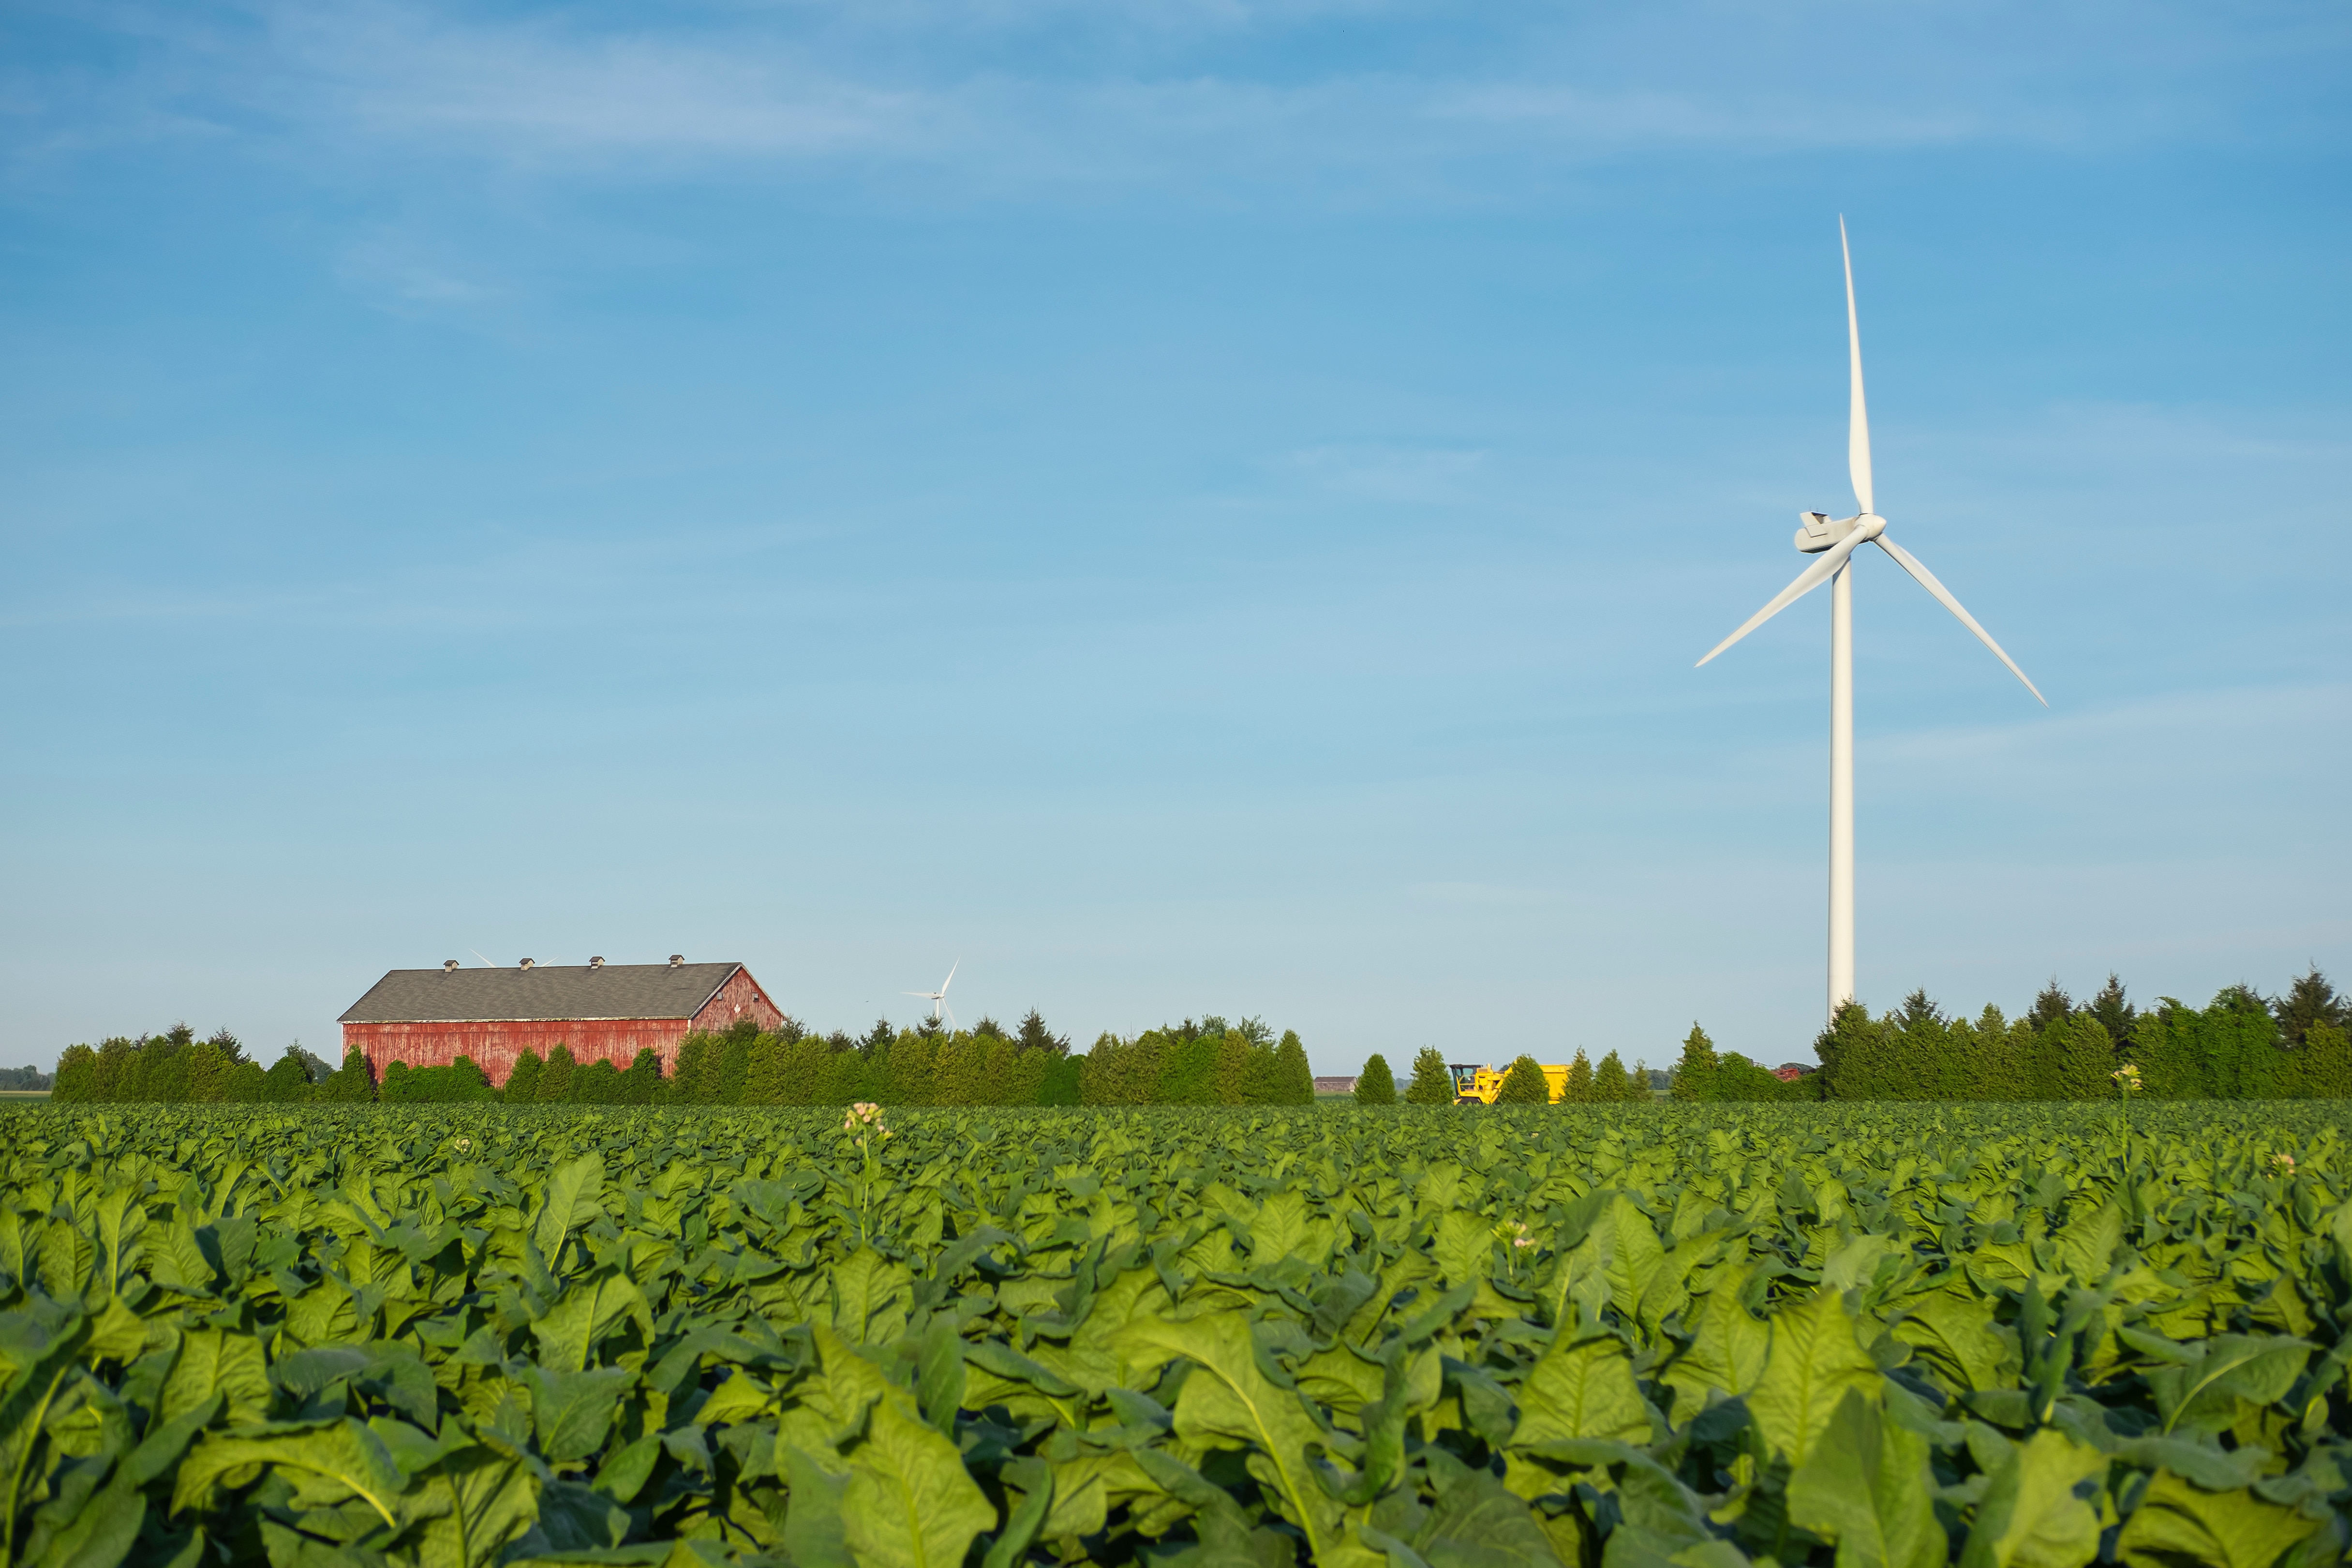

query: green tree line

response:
[1672,968,2352,1103]
[49,1008,1322,1108]
[1075,1015,1316,1105]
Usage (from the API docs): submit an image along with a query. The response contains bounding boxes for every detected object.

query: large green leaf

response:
[1747,1288,1881,1466]
[1511,1329,1651,1449]
[1958,1428,2107,1568]
[842,1389,997,1568]
[532,1152,607,1262]
[0,1308,89,1562]
[529,1271,654,1374]
[1121,1310,1376,1568]
[1662,1279,1771,1411]
[2114,1468,2321,1568]
[831,1248,915,1345]
[170,1417,408,1527]
[521,1363,635,1462]
[417,1446,541,1568]
[1787,1387,1941,1568]
[1891,1290,2012,1394]
[2136,1332,2311,1436]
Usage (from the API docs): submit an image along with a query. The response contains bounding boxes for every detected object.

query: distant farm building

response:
[1311,1075,1358,1096]
[340,957,783,1086]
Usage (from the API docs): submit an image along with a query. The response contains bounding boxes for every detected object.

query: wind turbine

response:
[1697,220,2044,1019]
[905,960,959,1030]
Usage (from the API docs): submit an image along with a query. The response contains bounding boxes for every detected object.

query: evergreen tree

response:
[1715,1052,1786,1101]
[1273,1030,1315,1104]
[2295,1023,2352,1099]
[1494,1055,1552,1104]
[1017,1009,1070,1055]
[1563,1049,1593,1102]
[318,1048,376,1103]
[1948,1005,2019,1102]
[50,1044,97,1102]
[380,1061,414,1102]
[538,1044,577,1103]
[1212,1030,1253,1104]
[574,1060,622,1103]
[2043,1013,2117,1101]
[263,1047,313,1103]
[1813,1000,1883,1100]
[1670,1025,1719,1102]
[505,1048,545,1104]
[1355,1053,1397,1105]
[225,1060,268,1101]
[448,1057,496,1101]
[671,1032,720,1103]
[2087,974,2137,1049]
[2207,985,2286,1099]
[1592,1050,1632,1103]
[2275,968,2350,1047]
[862,1018,895,1054]
[714,1020,758,1105]
[620,1048,662,1104]
[1158,1030,1222,1104]
[2026,978,2075,1033]
[182,1040,235,1102]
[1037,1054,1084,1105]
[740,1035,789,1105]
[1001,1040,1050,1105]
[2133,999,2201,1098]
[1403,1047,1454,1105]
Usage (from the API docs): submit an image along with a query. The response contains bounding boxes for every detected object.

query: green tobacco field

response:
[3,1100,2350,1568]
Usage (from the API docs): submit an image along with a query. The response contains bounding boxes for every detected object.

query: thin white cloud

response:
[9,0,2342,191]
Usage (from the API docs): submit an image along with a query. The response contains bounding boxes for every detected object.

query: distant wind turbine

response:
[1697,220,2045,1020]
[905,961,959,1030]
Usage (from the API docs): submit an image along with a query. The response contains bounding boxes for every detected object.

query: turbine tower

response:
[905,960,959,1030]
[1698,220,2045,1018]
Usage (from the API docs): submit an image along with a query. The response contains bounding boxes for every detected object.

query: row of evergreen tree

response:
[1669,970,2352,1103]
[47,969,2351,1109]
[50,1026,336,1105]
[48,1009,1320,1108]
[1348,1046,1661,1105]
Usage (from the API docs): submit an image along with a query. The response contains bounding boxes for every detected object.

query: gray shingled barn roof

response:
[339,962,746,1023]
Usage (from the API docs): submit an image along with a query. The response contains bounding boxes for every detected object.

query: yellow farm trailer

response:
[1446,1061,1571,1105]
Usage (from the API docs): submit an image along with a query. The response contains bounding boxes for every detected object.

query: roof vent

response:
[590,956,605,969]
[669,954,684,967]
[519,957,536,971]
[443,959,459,972]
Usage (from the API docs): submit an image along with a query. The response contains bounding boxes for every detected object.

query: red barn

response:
[340,956,784,1086]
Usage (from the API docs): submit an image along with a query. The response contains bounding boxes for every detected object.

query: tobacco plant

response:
[3,1099,2351,1567]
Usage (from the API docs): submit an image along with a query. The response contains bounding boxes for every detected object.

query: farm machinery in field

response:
[1447,1060,1571,1105]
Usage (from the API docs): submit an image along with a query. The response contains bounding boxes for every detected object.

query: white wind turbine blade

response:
[1696,526,1872,667]
[1871,537,2046,705]
[1841,217,1874,517]
[939,959,958,995]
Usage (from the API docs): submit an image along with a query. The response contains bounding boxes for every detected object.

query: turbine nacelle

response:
[1793,511,1886,554]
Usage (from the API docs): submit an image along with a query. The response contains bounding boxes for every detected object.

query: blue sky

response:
[2,1,2346,1075]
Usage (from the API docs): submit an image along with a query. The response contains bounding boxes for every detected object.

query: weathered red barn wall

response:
[344,967,786,1086]
[346,1017,691,1086]
[690,969,784,1034]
